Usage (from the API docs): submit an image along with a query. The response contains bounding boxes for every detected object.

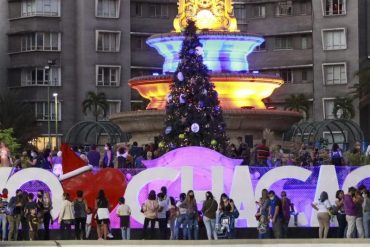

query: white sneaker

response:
[107,233,114,239]
[98,238,103,240]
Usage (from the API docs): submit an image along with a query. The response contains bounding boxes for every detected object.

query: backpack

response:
[74,200,87,218]
[233,207,240,219]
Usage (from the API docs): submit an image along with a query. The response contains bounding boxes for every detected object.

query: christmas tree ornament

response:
[195,46,204,56]
[158,141,165,148]
[159,20,227,153]
[191,123,200,133]
[177,72,184,81]
[165,126,172,135]
[180,94,186,104]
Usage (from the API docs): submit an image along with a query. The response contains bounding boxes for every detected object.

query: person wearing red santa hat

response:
[0,188,9,241]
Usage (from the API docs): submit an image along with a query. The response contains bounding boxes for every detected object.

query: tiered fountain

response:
[111,0,301,144]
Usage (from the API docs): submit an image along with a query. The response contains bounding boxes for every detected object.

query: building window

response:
[21,32,60,52]
[149,4,168,18]
[251,5,266,18]
[96,0,120,18]
[96,31,121,52]
[297,1,311,15]
[274,36,292,50]
[323,0,346,16]
[132,3,142,17]
[323,63,347,85]
[323,98,335,119]
[96,66,121,86]
[21,0,60,17]
[322,29,346,50]
[276,1,292,16]
[34,101,61,121]
[98,100,121,120]
[234,4,247,23]
[21,67,61,86]
[279,69,293,83]
[302,70,308,81]
[131,36,148,50]
[254,42,266,52]
[301,35,311,49]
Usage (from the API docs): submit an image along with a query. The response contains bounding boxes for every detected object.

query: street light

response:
[45,60,55,149]
[53,93,58,149]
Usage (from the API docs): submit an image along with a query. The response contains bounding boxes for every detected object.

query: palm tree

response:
[332,96,355,119]
[284,94,310,119]
[82,91,109,121]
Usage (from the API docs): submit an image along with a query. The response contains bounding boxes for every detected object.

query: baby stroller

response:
[216,213,233,239]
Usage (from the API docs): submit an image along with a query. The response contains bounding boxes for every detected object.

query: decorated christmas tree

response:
[159,20,228,152]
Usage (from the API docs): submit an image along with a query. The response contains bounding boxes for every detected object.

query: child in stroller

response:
[216,213,233,239]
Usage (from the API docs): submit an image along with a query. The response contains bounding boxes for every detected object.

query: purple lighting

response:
[146,33,264,73]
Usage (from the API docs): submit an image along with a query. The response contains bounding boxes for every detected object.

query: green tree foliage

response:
[0,91,39,147]
[159,20,227,152]
[0,128,20,153]
[82,91,109,122]
[284,94,310,119]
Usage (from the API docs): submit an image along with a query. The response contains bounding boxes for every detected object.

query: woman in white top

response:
[312,191,332,238]
[58,193,75,240]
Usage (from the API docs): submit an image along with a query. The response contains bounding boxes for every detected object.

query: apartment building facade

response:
[130,0,370,140]
[2,0,131,149]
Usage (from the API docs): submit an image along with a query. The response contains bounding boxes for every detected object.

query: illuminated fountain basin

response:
[112,31,302,143]
[147,32,264,73]
[130,73,284,110]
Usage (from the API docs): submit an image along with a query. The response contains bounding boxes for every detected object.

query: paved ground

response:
[1,239,370,247]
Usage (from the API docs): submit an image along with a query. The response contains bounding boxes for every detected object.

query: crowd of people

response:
[0,182,369,241]
[2,137,370,172]
[311,185,370,239]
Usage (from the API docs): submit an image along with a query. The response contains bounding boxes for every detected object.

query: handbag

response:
[233,207,240,219]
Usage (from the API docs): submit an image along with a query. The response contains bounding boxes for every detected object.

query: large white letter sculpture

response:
[2,168,64,219]
[229,166,256,226]
[125,167,179,224]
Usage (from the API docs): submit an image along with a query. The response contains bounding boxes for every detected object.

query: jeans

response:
[75,217,86,240]
[203,216,217,240]
[43,212,51,240]
[346,215,364,238]
[142,218,156,239]
[60,220,73,240]
[0,214,7,240]
[175,214,187,240]
[21,215,29,240]
[158,218,167,239]
[185,215,199,240]
[337,213,347,238]
[169,218,176,240]
[7,214,21,241]
[120,227,130,240]
[282,216,290,238]
[272,218,283,239]
[364,212,370,238]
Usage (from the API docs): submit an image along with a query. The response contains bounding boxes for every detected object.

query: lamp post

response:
[53,93,58,149]
[45,60,55,149]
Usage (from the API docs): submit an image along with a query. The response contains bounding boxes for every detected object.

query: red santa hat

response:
[59,143,92,181]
